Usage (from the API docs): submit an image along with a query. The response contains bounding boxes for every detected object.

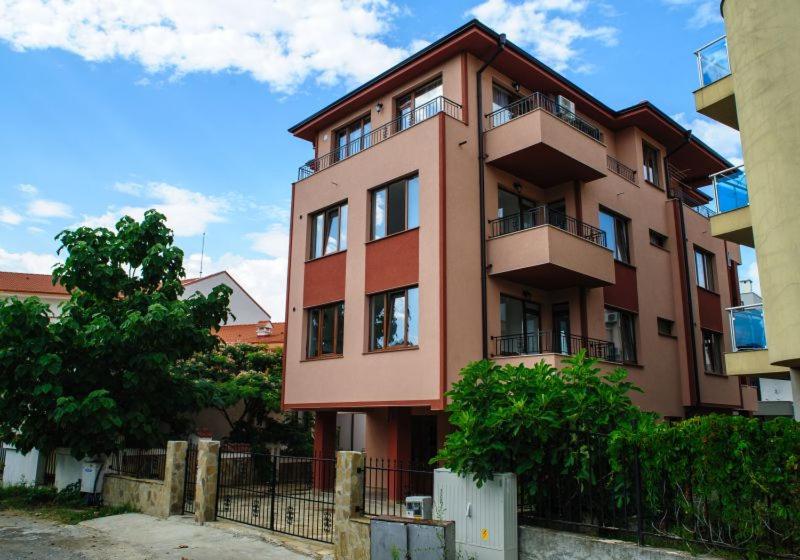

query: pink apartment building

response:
[282,21,758,465]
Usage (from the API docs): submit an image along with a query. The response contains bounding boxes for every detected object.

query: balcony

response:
[297,96,462,180]
[484,92,607,187]
[709,165,753,246]
[487,206,614,288]
[491,330,618,362]
[724,304,789,376]
[693,36,737,129]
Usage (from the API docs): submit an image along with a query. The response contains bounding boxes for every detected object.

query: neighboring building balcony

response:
[724,304,789,376]
[491,330,619,362]
[484,92,607,187]
[487,206,614,289]
[709,165,753,246]
[296,96,462,181]
[693,36,737,129]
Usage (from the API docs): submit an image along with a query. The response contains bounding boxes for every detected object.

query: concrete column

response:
[387,408,411,501]
[333,451,369,559]
[194,440,220,524]
[164,441,188,516]
[791,368,800,421]
[314,411,337,490]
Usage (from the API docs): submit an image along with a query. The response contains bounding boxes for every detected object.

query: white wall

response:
[760,378,793,402]
[337,413,366,452]
[181,273,270,325]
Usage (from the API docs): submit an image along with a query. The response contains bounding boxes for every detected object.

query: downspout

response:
[666,132,702,409]
[477,34,507,360]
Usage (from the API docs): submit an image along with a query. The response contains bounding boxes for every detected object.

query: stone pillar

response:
[194,440,220,524]
[164,441,188,516]
[334,451,369,560]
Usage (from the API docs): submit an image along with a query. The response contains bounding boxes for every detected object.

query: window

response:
[495,188,536,235]
[702,329,724,374]
[490,84,520,127]
[605,308,637,363]
[369,287,419,351]
[649,229,668,249]
[599,209,631,263]
[310,203,348,259]
[334,116,371,161]
[371,175,419,240]
[307,302,345,358]
[657,317,675,337]
[695,248,716,291]
[643,142,661,186]
[396,78,443,130]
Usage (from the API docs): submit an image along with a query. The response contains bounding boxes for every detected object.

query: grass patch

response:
[0,483,137,525]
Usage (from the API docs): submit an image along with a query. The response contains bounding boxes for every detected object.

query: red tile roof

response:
[0,271,68,296]
[217,321,285,347]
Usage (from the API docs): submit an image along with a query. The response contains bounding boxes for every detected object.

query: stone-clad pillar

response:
[164,441,188,516]
[334,451,369,559]
[194,440,220,524]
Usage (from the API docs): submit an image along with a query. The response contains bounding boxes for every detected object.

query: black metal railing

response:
[215,446,336,543]
[362,458,435,517]
[668,186,715,219]
[110,447,167,480]
[488,206,607,247]
[485,92,603,142]
[182,443,198,514]
[43,450,56,486]
[492,331,618,362]
[607,155,637,184]
[298,96,462,180]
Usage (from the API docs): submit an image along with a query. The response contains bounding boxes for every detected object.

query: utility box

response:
[370,516,455,560]
[405,496,433,520]
[434,468,518,560]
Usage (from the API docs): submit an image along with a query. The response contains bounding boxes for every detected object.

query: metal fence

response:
[607,155,637,184]
[518,431,799,559]
[215,446,336,543]
[182,443,198,514]
[489,205,606,247]
[492,330,617,362]
[42,450,56,486]
[109,447,167,480]
[362,458,434,517]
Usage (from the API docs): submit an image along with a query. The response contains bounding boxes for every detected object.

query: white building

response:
[182,271,271,327]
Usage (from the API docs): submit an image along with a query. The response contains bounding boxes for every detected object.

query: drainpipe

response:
[477,33,507,360]
[666,132,702,409]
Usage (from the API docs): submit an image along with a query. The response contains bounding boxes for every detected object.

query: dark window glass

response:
[657,317,674,336]
[605,308,637,363]
[387,181,406,236]
[334,116,371,161]
[702,330,723,374]
[499,295,540,356]
[599,209,630,263]
[370,294,385,350]
[369,287,419,351]
[307,309,320,358]
[371,175,419,240]
[306,302,344,358]
[643,142,661,186]
[649,229,668,249]
[695,249,716,291]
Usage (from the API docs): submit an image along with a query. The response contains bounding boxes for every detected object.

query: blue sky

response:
[0,0,752,319]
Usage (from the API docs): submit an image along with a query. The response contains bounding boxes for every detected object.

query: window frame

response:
[395,77,443,130]
[368,286,419,352]
[370,175,419,241]
[649,229,668,250]
[309,201,348,260]
[657,317,675,337]
[694,247,716,291]
[333,114,372,162]
[306,301,345,359]
[599,208,631,264]
[642,141,661,187]
[605,307,638,364]
[702,329,724,375]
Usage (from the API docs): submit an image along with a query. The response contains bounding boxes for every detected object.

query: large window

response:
[498,295,540,355]
[702,329,724,374]
[369,287,419,351]
[334,116,371,161]
[310,203,348,259]
[643,142,661,186]
[599,209,631,263]
[396,78,443,130]
[371,175,419,240]
[605,308,637,363]
[307,302,345,358]
[695,248,716,291]
[490,84,520,127]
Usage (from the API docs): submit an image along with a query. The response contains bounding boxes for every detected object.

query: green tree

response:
[0,210,231,459]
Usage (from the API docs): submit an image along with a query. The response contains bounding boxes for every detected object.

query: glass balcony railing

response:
[728,304,767,352]
[695,36,731,87]
[711,165,748,213]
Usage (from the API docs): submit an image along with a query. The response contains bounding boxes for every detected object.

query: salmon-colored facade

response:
[284,21,756,463]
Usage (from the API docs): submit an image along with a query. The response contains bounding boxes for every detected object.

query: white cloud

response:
[0,0,414,93]
[27,199,73,219]
[0,247,62,274]
[79,182,230,237]
[672,113,742,166]
[466,0,618,72]
[0,207,23,225]
[186,252,287,321]
[247,224,290,259]
[16,183,38,195]
[661,0,722,29]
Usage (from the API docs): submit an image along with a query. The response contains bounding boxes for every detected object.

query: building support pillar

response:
[314,410,337,490]
[387,408,411,501]
[791,368,800,421]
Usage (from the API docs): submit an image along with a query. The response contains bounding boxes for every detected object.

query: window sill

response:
[704,370,727,377]
[366,226,419,245]
[614,259,636,269]
[363,345,419,355]
[644,179,663,191]
[658,332,678,339]
[650,242,669,252]
[301,354,344,363]
[305,249,347,264]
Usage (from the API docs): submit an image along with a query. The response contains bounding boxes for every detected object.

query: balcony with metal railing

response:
[491,330,618,362]
[489,205,606,246]
[296,96,462,181]
[695,36,731,87]
[693,36,738,129]
[723,303,788,377]
[708,165,753,246]
[483,92,607,187]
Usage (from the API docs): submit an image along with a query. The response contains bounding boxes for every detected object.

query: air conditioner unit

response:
[605,312,620,325]
[556,95,575,115]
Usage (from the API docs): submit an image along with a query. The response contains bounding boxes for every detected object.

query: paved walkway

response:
[0,511,318,560]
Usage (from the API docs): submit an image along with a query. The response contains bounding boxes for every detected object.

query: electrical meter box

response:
[404,496,433,519]
[433,468,518,560]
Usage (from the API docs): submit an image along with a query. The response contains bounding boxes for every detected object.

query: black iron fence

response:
[607,155,637,184]
[518,431,799,559]
[182,443,198,514]
[215,446,336,543]
[362,458,435,517]
[42,450,56,486]
[493,331,618,362]
[488,205,606,247]
[485,91,603,142]
[298,96,462,180]
[110,447,167,480]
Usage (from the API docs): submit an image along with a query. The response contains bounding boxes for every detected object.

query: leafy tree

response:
[0,210,231,459]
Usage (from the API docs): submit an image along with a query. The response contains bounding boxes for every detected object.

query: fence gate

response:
[182,443,198,515]
[215,447,336,543]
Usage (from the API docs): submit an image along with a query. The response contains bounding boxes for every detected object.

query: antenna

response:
[199,232,206,278]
